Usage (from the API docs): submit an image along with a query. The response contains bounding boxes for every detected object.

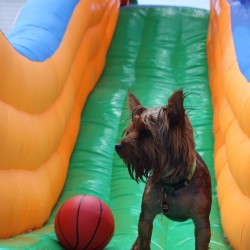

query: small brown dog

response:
[115,90,212,250]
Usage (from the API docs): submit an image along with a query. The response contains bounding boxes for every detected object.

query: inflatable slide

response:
[0,0,249,249]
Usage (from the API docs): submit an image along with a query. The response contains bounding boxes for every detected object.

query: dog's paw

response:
[131,243,139,250]
[131,246,138,250]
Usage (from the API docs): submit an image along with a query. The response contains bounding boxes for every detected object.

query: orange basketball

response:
[54,195,115,250]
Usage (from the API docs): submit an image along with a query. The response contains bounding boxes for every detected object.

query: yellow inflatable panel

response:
[207,0,250,248]
[0,0,119,239]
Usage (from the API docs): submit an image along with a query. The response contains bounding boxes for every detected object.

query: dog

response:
[115,90,212,250]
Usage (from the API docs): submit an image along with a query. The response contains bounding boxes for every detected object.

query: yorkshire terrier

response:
[115,90,212,250]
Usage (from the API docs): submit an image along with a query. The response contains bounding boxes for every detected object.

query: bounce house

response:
[0,0,249,249]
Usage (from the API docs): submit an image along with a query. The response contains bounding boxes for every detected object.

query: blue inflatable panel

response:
[229,0,250,82]
[7,0,79,62]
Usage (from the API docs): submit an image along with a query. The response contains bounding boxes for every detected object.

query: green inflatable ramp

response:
[0,6,231,250]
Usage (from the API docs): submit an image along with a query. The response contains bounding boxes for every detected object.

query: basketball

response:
[54,195,115,250]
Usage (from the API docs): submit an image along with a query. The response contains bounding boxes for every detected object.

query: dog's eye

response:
[139,129,151,139]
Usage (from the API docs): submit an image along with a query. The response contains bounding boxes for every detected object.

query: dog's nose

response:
[115,144,122,152]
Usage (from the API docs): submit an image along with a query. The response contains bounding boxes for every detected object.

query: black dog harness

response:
[161,159,197,213]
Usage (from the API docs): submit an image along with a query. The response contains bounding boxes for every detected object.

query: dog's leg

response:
[131,212,154,250]
[193,216,211,250]
[131,182,162,250]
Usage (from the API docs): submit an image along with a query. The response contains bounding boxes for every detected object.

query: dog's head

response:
[115,90,195,183]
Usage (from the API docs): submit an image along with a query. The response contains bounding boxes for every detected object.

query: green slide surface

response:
[0,6,231,250]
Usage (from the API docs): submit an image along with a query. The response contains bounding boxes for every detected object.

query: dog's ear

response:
[128,92,141,112]
[167,90,185,125]
[128,92,146,117]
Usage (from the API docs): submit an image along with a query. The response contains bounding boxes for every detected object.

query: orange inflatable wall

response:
[0,0,119,239]
[207,0,250,249]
